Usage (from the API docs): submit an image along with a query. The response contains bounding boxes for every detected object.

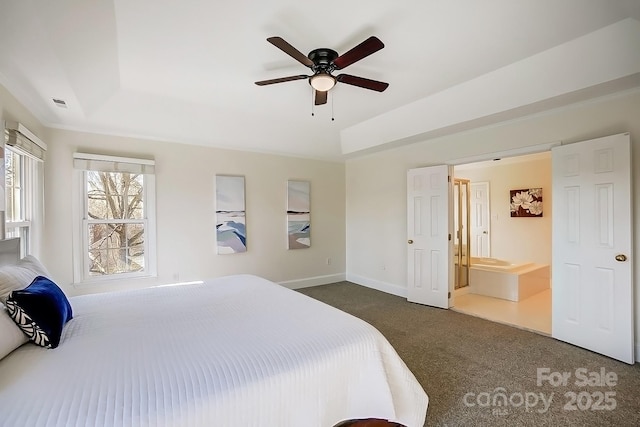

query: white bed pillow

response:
[0,303,28,360]
[0,255,51,304]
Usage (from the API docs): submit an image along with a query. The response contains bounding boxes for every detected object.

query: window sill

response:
[72,272,158,288]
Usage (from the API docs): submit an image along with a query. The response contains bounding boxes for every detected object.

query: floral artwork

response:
[510,188,543,217]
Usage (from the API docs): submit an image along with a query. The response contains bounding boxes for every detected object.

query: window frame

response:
[4,144,41,257]
[72,155,157,285]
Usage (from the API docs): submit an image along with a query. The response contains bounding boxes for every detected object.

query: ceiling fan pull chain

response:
[311,87,315,117]
[331,92,335,121]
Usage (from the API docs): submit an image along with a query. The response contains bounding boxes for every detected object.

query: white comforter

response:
[0,275,427,427]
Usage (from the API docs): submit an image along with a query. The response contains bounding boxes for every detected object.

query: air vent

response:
[52,98,67,108]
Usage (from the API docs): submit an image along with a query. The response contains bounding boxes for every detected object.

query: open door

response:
[470,182,490,258]
[407,165,452,308]
[552,133,634,364]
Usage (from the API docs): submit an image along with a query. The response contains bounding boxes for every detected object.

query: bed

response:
[0,240,428,426]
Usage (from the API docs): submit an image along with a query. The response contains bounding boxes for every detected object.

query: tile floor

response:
[451,288,551,335]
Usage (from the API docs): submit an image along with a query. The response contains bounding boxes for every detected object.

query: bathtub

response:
[468,257,550,301]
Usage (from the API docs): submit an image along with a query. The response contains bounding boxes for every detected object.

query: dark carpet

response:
[297,282,640,427]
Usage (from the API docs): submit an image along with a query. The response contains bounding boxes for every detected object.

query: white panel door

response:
[470,182,490,258]
[407,165,452,308]
[552,133,633,364]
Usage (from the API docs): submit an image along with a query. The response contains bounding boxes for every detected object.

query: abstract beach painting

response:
[216,175,246,254]
[287,180,310,249]
[510,187,543,217]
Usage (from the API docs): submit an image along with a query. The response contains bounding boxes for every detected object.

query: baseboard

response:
[279,273,346,290]
[345,273,408,298]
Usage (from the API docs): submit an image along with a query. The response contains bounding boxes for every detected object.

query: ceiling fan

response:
[255,36,389,105]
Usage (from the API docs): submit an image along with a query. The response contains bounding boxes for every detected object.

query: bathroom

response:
[451,152,552,334]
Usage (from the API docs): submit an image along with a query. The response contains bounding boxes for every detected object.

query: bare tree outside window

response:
[86,171,145,275]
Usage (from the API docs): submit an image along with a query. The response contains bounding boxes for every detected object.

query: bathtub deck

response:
[469,263,550,302]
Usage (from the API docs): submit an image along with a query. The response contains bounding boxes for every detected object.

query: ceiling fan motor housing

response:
[308,48,338,74]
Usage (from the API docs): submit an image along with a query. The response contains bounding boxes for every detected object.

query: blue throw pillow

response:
[6,276,73,349]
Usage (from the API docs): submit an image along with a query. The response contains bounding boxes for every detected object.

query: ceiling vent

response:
[52,98,67,108]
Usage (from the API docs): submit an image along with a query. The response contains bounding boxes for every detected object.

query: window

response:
[73,153,156,283]
[4,123,46,257]
[5,147,30,252]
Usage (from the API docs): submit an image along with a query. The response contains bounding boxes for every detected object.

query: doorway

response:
[469,181,490,258]
[449,152,552,335]
[406,133,634,363]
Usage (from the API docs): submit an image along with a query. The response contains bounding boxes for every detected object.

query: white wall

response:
[0,85,46,139]
[455,155,552,265]
[43,129,346,295]
[345,88,640,356]
[2,83,346,296]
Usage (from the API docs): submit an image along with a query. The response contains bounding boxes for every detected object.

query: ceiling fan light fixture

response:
[310,73,336,92]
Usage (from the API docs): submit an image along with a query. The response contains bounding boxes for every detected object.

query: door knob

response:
[482,231,488,234]
[615,254,627,262]
[408,239,414,244]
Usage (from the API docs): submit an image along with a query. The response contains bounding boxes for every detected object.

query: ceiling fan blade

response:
[255,75,309,86]
[336,74,389,92]
[333,36,384,70]
[314,90,327,105]
[267,37,314,68]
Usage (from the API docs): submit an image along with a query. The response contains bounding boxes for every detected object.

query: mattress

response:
[0,275,428,427]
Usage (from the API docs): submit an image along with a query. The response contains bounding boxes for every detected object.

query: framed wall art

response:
[510,188,543,217]
[287,180,310,249]
[215,175,246,253]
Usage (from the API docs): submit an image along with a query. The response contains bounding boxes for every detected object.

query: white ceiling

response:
[1,0,639,160]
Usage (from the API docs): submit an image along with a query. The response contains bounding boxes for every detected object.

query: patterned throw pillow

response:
[6,276,73,349]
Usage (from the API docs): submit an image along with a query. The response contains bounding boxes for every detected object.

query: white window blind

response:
[73,153,155,174]
[5,122,47,161]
